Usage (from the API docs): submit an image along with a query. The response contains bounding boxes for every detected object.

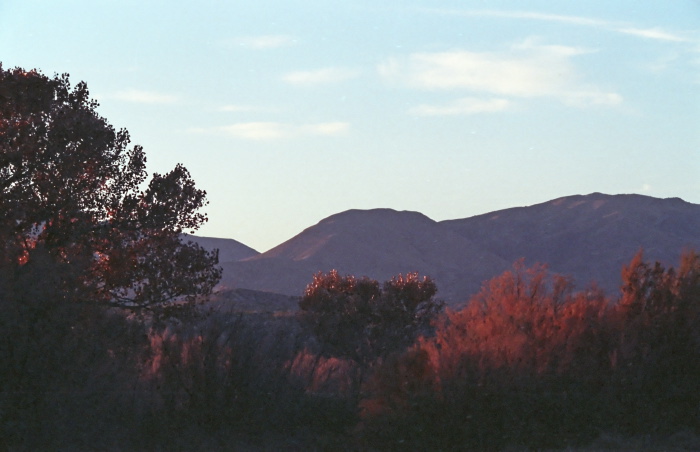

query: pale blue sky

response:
[2,1,699,251]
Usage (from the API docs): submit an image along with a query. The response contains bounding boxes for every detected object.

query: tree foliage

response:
[359,251,700,449]
[433,261,612,379]
[299,270,443,364]
[0,64,220,307]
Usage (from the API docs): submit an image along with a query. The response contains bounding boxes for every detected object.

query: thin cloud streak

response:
[228,35,297,49]
[217,104,278,113]
[218,105,255,112]
[111,89,179,104]
[445,9,607,27]
[299,122,350,135]
[617,27,689,42]
[221,122,289,140]
[422,9,692,43]
[410,97,512,116]
[561,91,622,107]
[282,67,361,85]
[191,121,350,140]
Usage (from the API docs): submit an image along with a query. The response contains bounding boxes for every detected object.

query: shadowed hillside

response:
[441,193,700,293]
[195,193,700,307]
[219,208,509,302]
[184,234,259,263]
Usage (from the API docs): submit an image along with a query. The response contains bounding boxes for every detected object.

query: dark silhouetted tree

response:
[299,270,443,365]
[0,64,220,308]
[612,249,700,431]
[0,63,221,449]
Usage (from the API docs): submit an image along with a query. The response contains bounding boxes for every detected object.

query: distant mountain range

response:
[189,193,700,305]
[183,234,258,263]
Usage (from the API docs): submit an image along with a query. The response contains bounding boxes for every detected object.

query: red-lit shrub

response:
[361,252,700,449]
[360,262,613,448]
[431,262,610,380]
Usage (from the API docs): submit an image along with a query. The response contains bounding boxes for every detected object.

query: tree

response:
[298,270,443,365]
[0,64,220,308]
[613,249,700,430]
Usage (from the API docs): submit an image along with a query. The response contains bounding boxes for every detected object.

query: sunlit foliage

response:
[360,252,700,449]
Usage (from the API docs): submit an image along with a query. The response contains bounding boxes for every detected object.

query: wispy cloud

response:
[299,122,350,135]
[111,89,179,104]
[512,38,595,56]
[228,35,297,49]
[379,39,622,108]
[217,104,278,113]
[647,52,680,74]
[220,122,289,140]
[422,9,691,43]
[218,105,254,112]
[410,97,512,116]
[560,91,622,107]
[379,50,561,95]
[282,67,360,85]
[439,10,606,27]
[193,121,350,140]
[617,27,689,43]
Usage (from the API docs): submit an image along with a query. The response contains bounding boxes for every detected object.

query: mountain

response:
[183,234,259,263]
[219,208,509,302]
[440,193,700,293]
[200,193,700,307]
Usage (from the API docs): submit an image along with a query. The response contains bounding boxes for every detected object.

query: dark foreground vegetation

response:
[2,251,700,451]
[2,65,700,450]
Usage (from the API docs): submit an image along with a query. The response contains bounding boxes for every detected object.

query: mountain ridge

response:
[193,193,700,306]
[440,192,700,293]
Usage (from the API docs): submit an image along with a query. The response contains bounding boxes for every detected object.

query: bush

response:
[360,253,700,450]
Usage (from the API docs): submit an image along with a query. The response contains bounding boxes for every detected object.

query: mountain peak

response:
[546,193,693,214]
[183,234,259,263]
[214,193,699,305]
[260,208,438,261]
[319,208,434,226]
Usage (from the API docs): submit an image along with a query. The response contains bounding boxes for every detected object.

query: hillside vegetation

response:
[2,251,699,450]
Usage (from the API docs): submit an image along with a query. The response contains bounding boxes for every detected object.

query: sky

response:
[1,1,699,252]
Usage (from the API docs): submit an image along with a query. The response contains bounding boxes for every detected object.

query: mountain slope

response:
[205,193,700,308]
[440,193,700,292]
[221,209,509,301]
[183,234,259,263]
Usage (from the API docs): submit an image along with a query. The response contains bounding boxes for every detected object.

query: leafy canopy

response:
[299,270,443,364]
[0,64,220,308]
